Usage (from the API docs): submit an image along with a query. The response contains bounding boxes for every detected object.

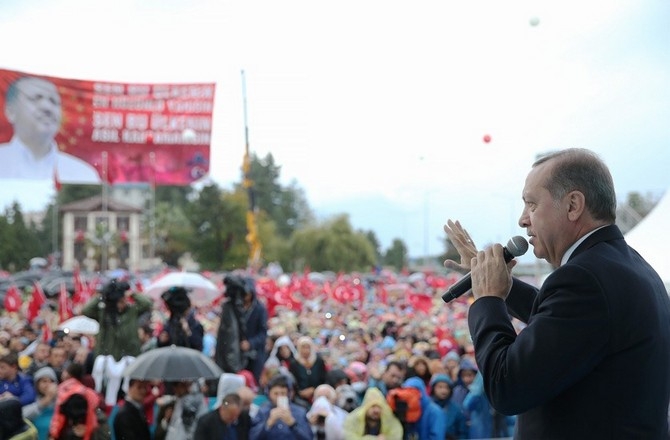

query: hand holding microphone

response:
[442,235,528,303]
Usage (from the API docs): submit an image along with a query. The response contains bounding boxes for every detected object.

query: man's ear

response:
[566,190,586,221]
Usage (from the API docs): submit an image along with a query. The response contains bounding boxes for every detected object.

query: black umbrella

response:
[123,345,222,381]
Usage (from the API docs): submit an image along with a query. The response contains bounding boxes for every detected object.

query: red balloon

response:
[483,134,491,143]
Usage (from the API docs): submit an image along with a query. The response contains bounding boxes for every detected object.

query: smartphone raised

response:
[277,395,289,409]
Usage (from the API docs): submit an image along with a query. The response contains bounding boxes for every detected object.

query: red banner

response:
[0,68,215,185]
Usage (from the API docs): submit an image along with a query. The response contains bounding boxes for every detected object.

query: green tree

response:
[364,230,382,265]
[183,184,249,270]
[624,191,657,218]
[0,203,42,271]
[289,214,376,272]
[152,200,192,267]
[55,184,100,205]
[240,153,314,238]
[383,238,408,271]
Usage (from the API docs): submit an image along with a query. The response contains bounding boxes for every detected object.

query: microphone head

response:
[506,235,529,257]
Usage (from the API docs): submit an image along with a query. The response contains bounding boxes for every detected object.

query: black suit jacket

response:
[468,225,670,439]
[194,408,250,440]
[113,400,151,440]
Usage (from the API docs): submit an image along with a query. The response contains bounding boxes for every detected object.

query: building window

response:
[74,216,87,232]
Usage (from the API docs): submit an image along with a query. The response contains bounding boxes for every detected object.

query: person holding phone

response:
[249,375,311,439]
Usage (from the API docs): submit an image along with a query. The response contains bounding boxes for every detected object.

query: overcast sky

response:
[1,0,669,261]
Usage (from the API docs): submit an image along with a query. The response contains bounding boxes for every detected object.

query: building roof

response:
[60,195,143,213]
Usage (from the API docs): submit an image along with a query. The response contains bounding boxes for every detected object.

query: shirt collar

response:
[560,225,608,266]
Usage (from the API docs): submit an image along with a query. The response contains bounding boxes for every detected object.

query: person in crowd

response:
[216,275,268,384]
[312,384,348,436]
[0,75,100,182]
[194,393,247,440]
[367,360,405,397]
[0,397,38,440]
[70,348,94,390]
[305,395,345,440]
[462,372,513,439]
[112,379,151,440]
[237,370,260,395]
[81,279,152,407]
[428,374,467,440]
[49,363,103,440]
[342,387,402,440]
[450,358,477,408]
[288,336,328,407]
[249,374,311,440]
[137,325,156,354]
[325,369,350,391]
[153,396,176,440]
[24,343,51,378]
[46,347,68,383]
[236,386,261,419]
[260,336,298,391]
[0,352,36,406]
[441,351,461,385]
[344,361,369,401]
[334,384,360,413]
[443,148,670,437]
[405,355,432,394]
[163,381,208,440]
[21,367,58,440]
[157,287,204,351]
[399,377,446,440]
[214,373,246,409]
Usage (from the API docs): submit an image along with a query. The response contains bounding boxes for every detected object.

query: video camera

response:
[101,279,130,305]
[161,286,191,317]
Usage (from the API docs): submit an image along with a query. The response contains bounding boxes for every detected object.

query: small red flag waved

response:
[27,282,48,323]
[58,282,73,323]
[3,284,22,313]
[71,266,92,308]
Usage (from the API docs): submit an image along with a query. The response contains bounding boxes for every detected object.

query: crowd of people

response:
[0,264,511,440]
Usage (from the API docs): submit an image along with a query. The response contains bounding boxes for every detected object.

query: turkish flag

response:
[3,284,22,313]
[71,268,92,307]
[27,282,48,323]
[408,291,434,314]
[58,282,73,323]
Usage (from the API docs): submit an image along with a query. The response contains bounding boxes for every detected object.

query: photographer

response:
[215,275,268,383]
[81,279,152,407]
[157,287,204,351]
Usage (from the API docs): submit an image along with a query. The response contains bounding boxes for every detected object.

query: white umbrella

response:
[144,272,221,307]
[58,316,100,335]
[407,272,426,283]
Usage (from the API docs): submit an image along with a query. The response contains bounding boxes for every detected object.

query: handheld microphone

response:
[441,235,529,303]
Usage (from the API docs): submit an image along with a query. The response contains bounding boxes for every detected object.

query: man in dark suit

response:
[113,379,152,440]
[444,148,670,439]
[194,393,248,440]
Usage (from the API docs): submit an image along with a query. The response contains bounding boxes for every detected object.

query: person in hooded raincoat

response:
[342,387,403,440]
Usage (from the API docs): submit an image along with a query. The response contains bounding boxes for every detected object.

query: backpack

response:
[386,387,422,423]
